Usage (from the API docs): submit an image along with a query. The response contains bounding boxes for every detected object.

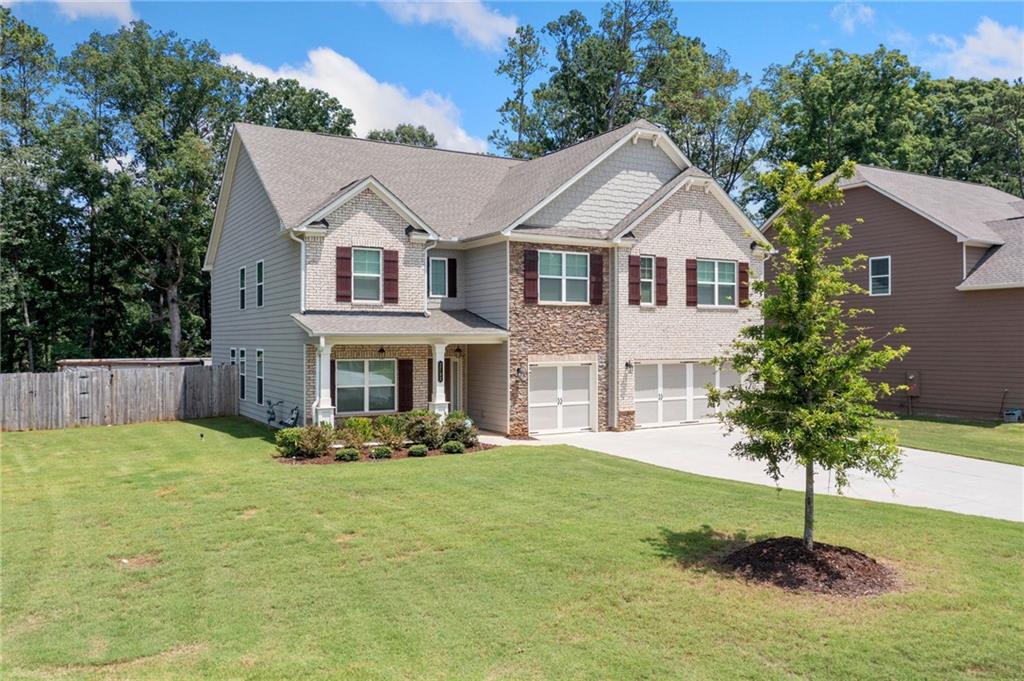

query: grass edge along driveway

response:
[879,415,1023,466]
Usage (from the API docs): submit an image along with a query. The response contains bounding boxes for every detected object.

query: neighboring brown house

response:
[765,165,1024,421]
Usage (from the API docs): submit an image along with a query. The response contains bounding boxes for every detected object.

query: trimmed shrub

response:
[369,445,392,460]
[441,440,465,454]
[336,417,373,450]
[335,447,360,462]
[408,444,429,457]
[373,414,407,450]
[403,409,443,449]
[442,410,478,447]
[281,423,334,458]
[274,427,304,457]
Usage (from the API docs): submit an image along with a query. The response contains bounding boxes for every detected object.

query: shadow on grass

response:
[645,524,771,574]
[182,416,276,445]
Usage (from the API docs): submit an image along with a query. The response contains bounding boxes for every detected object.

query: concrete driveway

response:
[483,423,1023,522]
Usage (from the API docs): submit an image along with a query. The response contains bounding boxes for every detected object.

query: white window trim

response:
[238,348,246,401]
[334,358,398,415]
[868,255,892,297]
[538,250,590,305]
[429,257,448,298]
[352,247,383,304]
[639,255,655,306]
[696,259,738,308]
[255,260,264,308]
[255,348,264,406]
[238,266,246,310]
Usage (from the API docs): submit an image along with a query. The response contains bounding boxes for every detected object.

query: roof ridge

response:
[856,163,1018,196]
[522,118,661,164]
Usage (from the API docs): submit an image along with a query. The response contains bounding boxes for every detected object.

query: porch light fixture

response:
[376,346,385,357]
[624,360,634,371]
[454,347,463,357]
[515,366,527,381]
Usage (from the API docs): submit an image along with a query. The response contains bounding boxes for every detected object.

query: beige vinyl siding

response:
[463,241,508,328]
[467,342,509,433]
[210,144,307,424]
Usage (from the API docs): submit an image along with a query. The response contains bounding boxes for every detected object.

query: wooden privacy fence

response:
[0,365,238,431]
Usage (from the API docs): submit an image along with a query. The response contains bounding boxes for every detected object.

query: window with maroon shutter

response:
[447,258,458,298]
[628,255,641,305]
[329,358,336,409]
[523,249,539,304]
[383,249,399,303]
[738,262,750,306]
[685,259,698,306]
[398,359,413,411]
[655,256,668,306]
[589,253,603,304]
[336,247,352,302]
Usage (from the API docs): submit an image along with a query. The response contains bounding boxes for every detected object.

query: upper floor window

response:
[429,257,448,298]
[639,256,655,305]
[353,248,382,302]
[238,267,246,310]
[697,259,736,306]
[539,250,589,304]
[336,359,396,414]
[869,256,891,296]
[256,260,264,307]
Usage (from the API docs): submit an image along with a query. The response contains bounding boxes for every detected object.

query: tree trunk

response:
[167,282,181,358]
[803,459,814,551]
[19,281,35,373]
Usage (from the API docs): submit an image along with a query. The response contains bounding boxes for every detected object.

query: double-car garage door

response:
[635,362,738,428]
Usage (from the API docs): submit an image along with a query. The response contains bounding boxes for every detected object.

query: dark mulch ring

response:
[720,536,898,597]
[277,443,496,465]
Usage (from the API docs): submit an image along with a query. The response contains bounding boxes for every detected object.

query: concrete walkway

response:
[480,423,1023,522]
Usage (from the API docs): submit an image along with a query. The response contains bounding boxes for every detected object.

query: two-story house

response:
[764,165,1024,421]
[204,120,770,436]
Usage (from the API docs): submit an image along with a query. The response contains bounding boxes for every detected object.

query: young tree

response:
[710,161,909,551]
[367,123,437,147]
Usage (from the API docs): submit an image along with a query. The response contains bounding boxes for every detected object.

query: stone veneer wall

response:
[507,241,610,437]
[304,344,466,424]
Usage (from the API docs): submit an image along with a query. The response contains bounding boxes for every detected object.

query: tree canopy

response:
[366,123,437,147]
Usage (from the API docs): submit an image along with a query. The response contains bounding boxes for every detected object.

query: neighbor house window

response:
[335,359,396,414]
[256,260,264,307]
[539,250,589,303]
[229,348,236,366]
[429,257,448,298]
[639,255,655,305]
[238,267,246,310]
[696,259,737,306]
[238,348,246,400]
[352,248,382,301]
[869,256,891,296]
[255,349,264,405]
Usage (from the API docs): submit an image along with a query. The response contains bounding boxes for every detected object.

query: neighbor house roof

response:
[291,309,508,339]
[958,218,1024,290]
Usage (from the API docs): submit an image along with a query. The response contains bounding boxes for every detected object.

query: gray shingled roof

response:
[235,120,665,240]
[291,310,508,338]
[959,218,1024,290]
[841,165,1020,245]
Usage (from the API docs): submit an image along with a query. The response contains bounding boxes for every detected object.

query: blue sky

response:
[8,1,1023,153]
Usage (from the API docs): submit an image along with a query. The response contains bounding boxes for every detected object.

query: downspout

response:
[288,229,306,313]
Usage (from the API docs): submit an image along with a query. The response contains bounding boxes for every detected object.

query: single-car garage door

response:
[529,363,595,434]
[635,362,739,427]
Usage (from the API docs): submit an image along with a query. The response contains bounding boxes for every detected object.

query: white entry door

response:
[528,364,594,434]
[635,363,688,427]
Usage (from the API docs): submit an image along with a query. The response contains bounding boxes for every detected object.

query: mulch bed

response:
[720,536,898,597]
[277,443,496,465]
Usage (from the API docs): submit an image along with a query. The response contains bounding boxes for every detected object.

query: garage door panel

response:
[693,364,715,396]
[530,366,558,404]
[529,405,558,432]
[562,403,590,430]
[635,365,659,400]
[662,364,686,398]
[636,400,659,425]
[561,366,590,403]
[662,398,687,423]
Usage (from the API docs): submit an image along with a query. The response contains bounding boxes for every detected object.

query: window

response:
[256,260,264,307]
[238,348,246,400]
[229,348,236,366]
[639,256,655,305]
[352,248,382,302]
[429,257,448,298]
[696,259,737,306]
[238,267,246,310]
[539,251,589,303]
[255,349,264,405]
[335,359,396,414]
[869,256,891,296]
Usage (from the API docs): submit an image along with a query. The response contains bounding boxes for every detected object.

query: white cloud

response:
[378,0,516,51]
[830,1,875,35]
[222,48,487,153]
[54,0,134,24]
[928,17,1024,80]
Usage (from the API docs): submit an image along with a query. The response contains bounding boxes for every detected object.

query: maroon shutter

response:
[685,259,698,307]
[655,256,668,306]
[426,359,433,401]
[398,359,413,412]
[447,258,458,298]
[738,261,750,307]
[523,249,539,304]
[383,250,399,303]
[628,255,641,305]
[329,357,336,411]
[589,253,603,305]
[336,247,352,302]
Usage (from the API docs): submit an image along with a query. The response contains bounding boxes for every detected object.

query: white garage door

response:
[635,362,739,427]
[529,364,594,434]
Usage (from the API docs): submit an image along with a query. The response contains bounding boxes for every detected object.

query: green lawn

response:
[2,419,1022,680]
[879,416,1024,466]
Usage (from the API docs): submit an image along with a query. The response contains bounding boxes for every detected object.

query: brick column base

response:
[613,410,636,431]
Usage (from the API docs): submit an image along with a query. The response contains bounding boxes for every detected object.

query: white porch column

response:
[428,343,449,418]
[313,337,335,425]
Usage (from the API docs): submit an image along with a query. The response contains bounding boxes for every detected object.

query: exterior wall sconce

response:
[624,360,634,371]
[454,346,463,357]
[515,366,528,381]
[377,346,385,357]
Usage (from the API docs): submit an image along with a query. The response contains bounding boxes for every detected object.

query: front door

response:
[528,363,594,434]
[447,358,461,412]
